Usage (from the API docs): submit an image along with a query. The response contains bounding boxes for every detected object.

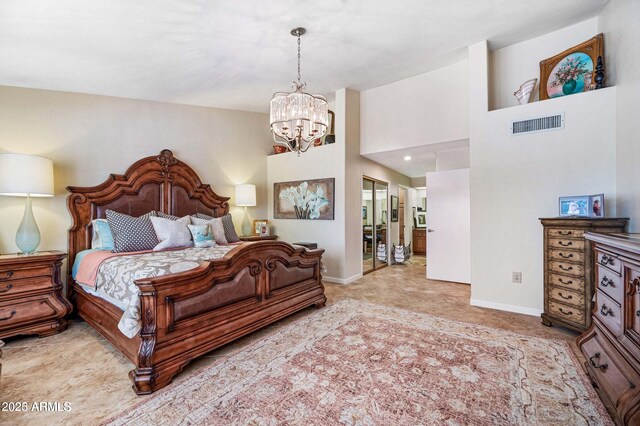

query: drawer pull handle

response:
[0,283,13,293]
[600,304,613,317]
[600,276,613,287]
[558,292,573,300]
[558,264,573,271]
[558,231,573,236]
[558,307,573,316]
[0,271,13,281]
[558,278,574,285]
[633,278,640,293]
[636,310,640,317]
[599,255,614,266]
[558,241,573,247]
[0,310,17,321]
[589,353,608,371]
[558,252,574,259]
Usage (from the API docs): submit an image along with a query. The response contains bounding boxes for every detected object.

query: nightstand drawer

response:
[549,301,585,324]
[0,277,54,299]
[549,287,584,307]
[548,273,584,292]
[548,228,584,239]
[0,265,52,282]
[0,298,58,329]
[548,238,584,250]
[548,260,584,277]
[548,249,584,263]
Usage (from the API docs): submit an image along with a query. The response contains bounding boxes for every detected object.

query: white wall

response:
[598,0,640,232]
[267,144,346,281]
[489,18,599,110]
[0,85,271,256]
[470,41,618,315]
[360,60,469,154]
[436,147,470,171]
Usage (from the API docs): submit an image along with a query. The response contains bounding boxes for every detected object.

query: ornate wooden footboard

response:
[67,150,326,394]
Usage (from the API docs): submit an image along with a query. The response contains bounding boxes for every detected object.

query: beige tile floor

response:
[1,257,580,425]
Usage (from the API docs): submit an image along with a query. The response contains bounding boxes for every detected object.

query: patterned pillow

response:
[150,216,193,251]
[91,219,115,250]
[105,210,158,253]
[195,213,239,243]
[156,211,180,221]
[191,216,228,244]
[187,224,216,248]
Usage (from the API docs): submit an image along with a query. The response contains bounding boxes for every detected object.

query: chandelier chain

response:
[296,32,302,85]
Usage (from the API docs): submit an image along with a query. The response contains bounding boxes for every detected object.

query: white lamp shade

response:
[0,154,54,197]
[235,184,256,207]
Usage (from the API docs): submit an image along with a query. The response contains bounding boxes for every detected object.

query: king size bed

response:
[66,149,326,394]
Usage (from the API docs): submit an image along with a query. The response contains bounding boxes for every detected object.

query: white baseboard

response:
[470,298,542,317]
[323,273,362,285]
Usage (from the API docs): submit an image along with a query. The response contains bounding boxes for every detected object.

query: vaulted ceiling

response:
[0,0,608,112]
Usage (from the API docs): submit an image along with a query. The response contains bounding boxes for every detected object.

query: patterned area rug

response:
[105,300,611,425]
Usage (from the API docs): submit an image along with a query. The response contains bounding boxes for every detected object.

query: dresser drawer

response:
[549,287,584,307]
[597,265,623,304]
[548,260,584,277]
[582,332,640,411]
[548,273,584,292]
[548,301,585,324]
[548,248,584,263]
[596,290,623,336]
[0,277,54,299]
[0,266,52,282]
[596,251,622,275]
[0,298,58,330]
[548,228,585,239]
[548,238,584,251]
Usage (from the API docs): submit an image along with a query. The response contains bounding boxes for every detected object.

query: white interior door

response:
[425,168,470,284]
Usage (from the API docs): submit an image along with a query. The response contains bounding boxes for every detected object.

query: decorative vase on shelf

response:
[513,78,537,105]
[562,78,577,95]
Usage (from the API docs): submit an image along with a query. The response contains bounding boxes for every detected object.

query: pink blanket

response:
[75,250,143,287]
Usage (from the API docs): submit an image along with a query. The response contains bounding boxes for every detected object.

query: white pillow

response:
[191,216,228,244]
[150,215,193,251]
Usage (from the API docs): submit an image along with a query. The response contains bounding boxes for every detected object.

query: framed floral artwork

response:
[274,178,335,220]
[539,33,603,100]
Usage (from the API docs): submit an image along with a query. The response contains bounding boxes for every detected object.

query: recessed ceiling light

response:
[403,155,412,161]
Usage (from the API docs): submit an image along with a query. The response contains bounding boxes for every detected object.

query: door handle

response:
[427,229,435,233]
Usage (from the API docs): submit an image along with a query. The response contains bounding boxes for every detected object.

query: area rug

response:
[105,299,611,425]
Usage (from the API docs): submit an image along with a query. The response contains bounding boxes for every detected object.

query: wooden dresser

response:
[540,218,628,332]
[0,251,72,339]
[413,228,426,255]
[577,233,640,424]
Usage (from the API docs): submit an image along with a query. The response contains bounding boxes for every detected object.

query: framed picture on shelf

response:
[539,33,604,100]
[391,195,399,222]
[253,220,269,235]
[416,212,427,228]
[590,193,605,218]
[559,196,590,217]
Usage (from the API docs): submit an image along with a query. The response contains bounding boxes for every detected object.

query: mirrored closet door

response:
[362,176,388,274]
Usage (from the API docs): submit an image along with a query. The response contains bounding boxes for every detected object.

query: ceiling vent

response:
[511,113,564,135]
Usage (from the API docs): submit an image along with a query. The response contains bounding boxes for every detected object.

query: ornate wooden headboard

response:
[66,149,230,269]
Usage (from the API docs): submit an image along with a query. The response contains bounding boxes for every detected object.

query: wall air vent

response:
[511,113,564,135]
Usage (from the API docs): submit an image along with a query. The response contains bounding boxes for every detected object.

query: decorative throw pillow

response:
[195,213,239,243]
[91,219,115,250]
[191,216,228,244]
[150,215,193,251]
[156,211,180,221]
[105,210,158,253]
[187,224,216,248]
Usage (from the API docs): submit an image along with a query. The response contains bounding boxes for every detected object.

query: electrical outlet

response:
[512,272,522,284]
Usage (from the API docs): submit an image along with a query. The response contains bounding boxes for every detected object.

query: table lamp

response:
[0,154,54,254]
[235,184,256,236]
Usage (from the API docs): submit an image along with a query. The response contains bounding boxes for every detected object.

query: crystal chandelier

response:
[270,27,329,155]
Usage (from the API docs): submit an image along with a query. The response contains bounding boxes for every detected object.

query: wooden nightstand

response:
[0,251,72,339]
[239,235,278,242]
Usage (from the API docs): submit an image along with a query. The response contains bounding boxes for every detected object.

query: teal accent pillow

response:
[187,224,216,248]
[91,219,115,250]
